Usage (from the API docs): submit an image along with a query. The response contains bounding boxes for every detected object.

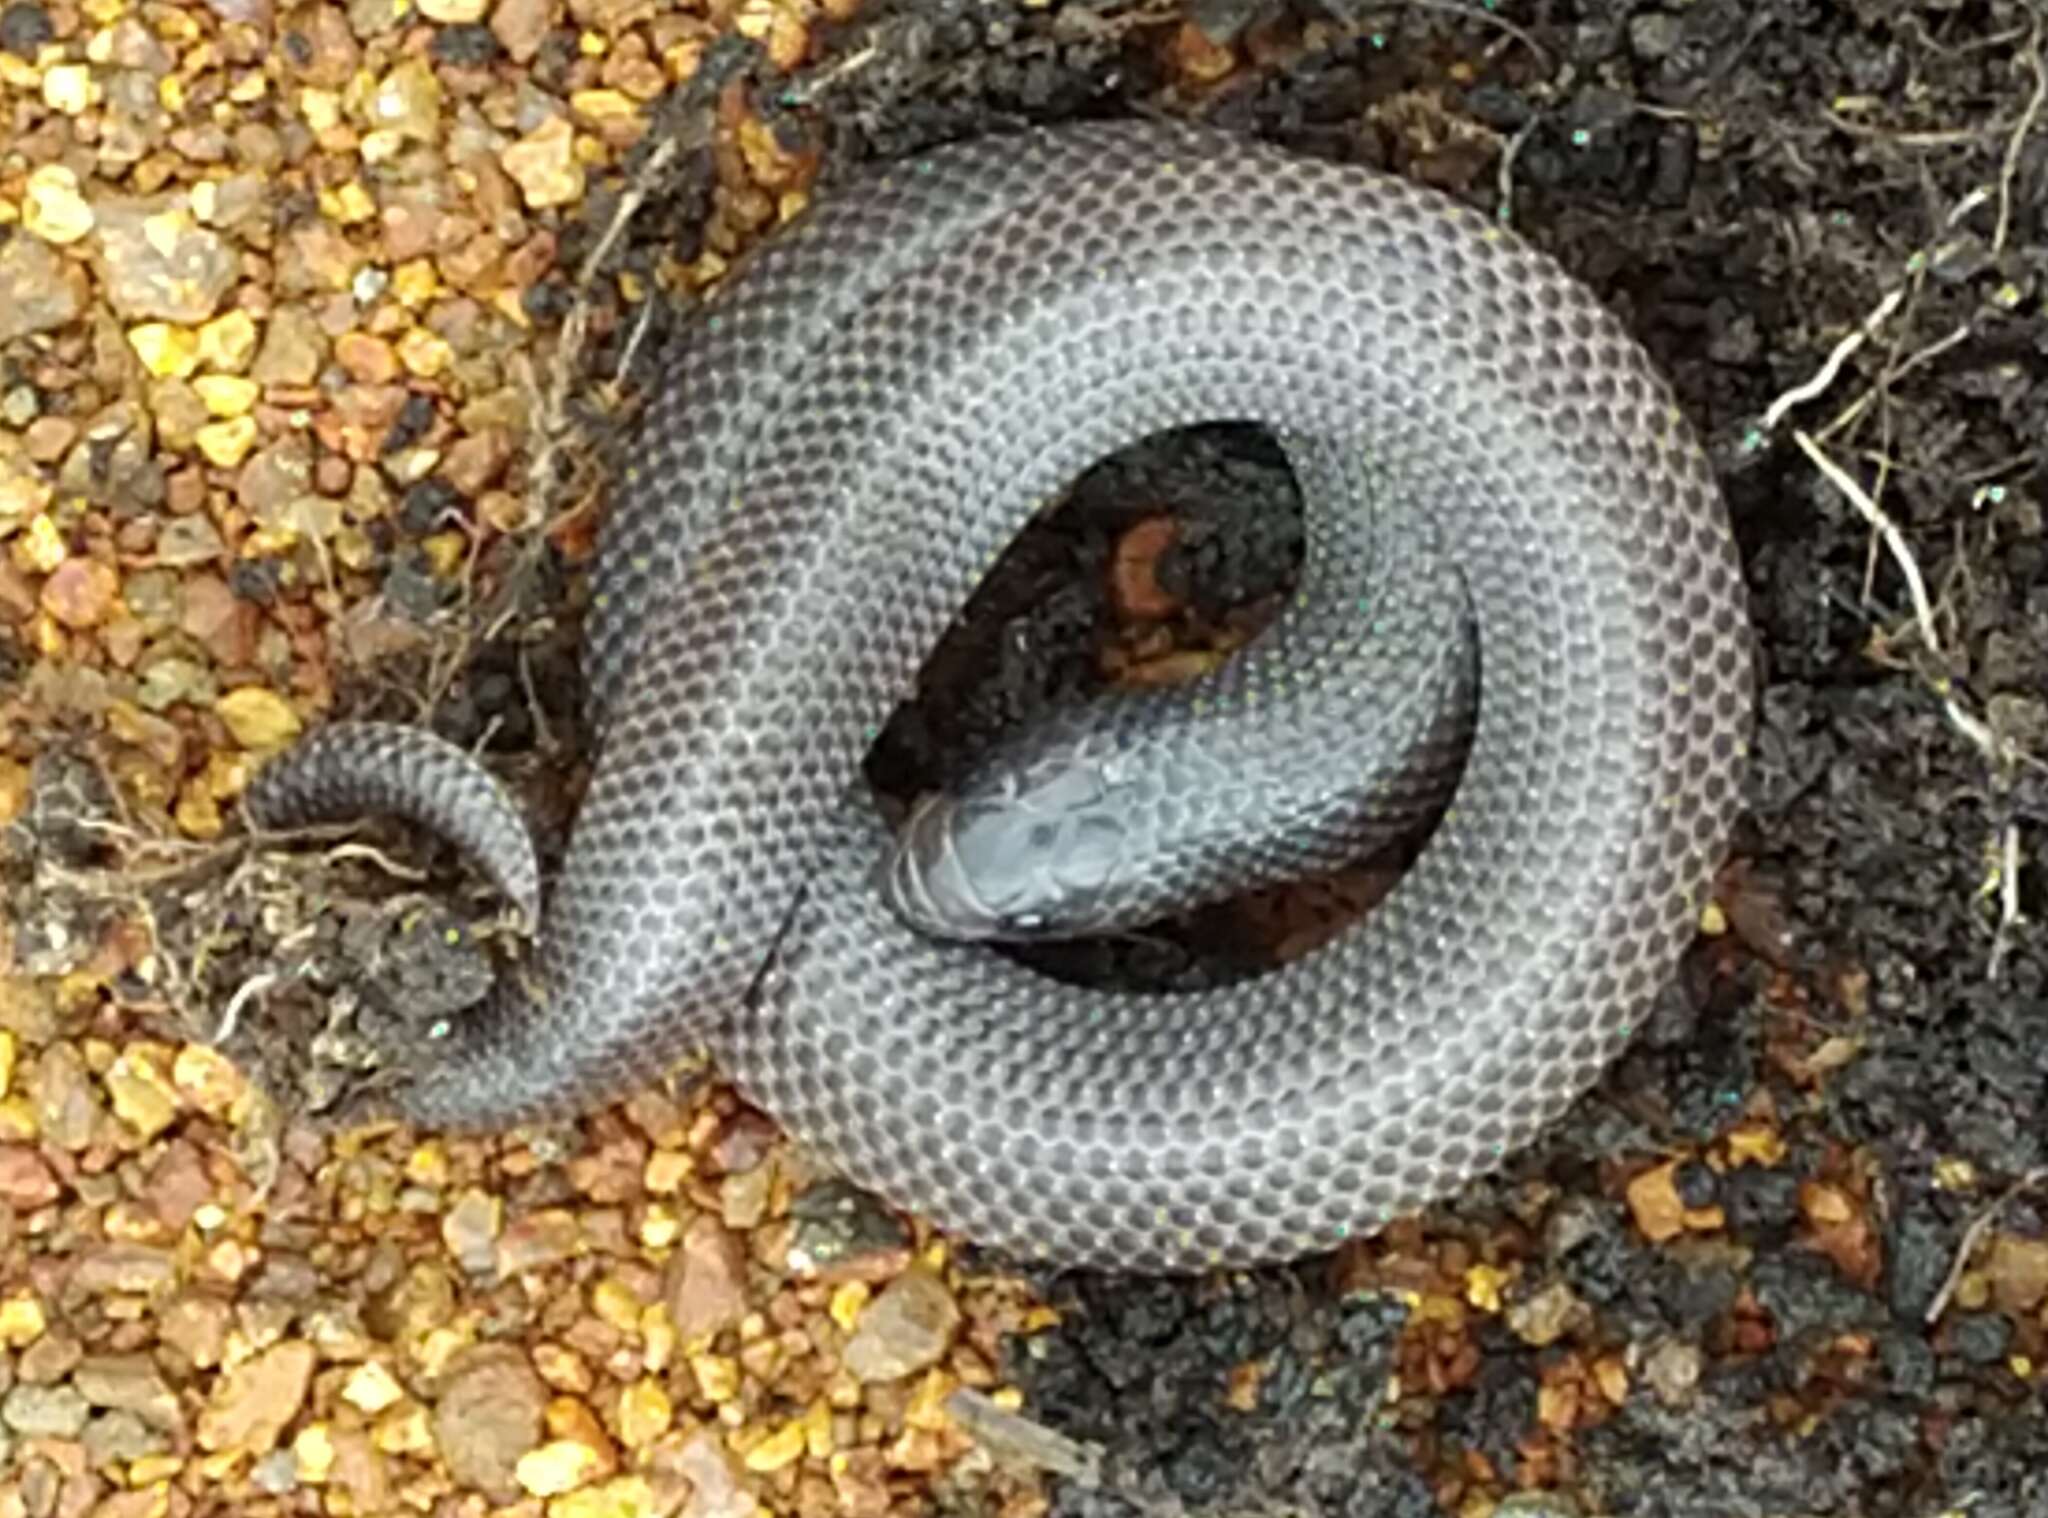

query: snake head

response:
[883,751,1135,943]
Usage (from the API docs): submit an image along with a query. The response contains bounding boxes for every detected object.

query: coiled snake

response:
[246,120,1752,1272]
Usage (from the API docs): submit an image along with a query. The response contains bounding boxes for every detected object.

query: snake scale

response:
[245,119,1753,1273]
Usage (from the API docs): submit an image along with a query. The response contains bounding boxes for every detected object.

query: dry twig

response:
[1925,1166,2048,1325]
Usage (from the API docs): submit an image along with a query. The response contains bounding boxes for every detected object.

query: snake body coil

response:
[247,121,1752,1272]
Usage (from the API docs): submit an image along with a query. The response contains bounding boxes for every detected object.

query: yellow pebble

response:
[22,164,94,243]
[904,1370,954,1432]
[640,1306,675,1372]
[172,1044,245,1113]
[0,1030,14,1096]
[18,513,67,573]
[516,1440,601,1497]
[687,1353,739,1403]
[1464,1263,1512,1313]
[547,1476,656,1518]
[0,1291,47,1347]
[392,258,440,306]
[42,63,95,114]
[174,779,223,840]
[395,327,452,378]
[105,1046,180,1139]
[638,1202,680,1250]
[742,1419,808,1473]
[342,1361,406,1414]
[299,88,341,131]
[801,1396,833,1458]
[293,1422,336,1483]
[569,88,636,121]
[375,1402,434,1455]
[193,416,259,468]
[214,686,302,750]
[321,181,377,224]
[421,530,467,577]
[591,1277,642,1335]
[192,374,259,418]
[827,1281,869,1333]
[197,310,259,372]
[126,1453,183,1486]
[129,323,201,379]
[615,1379,671,1449]
[404,1141,450,1185]
[644,1150,692,1193]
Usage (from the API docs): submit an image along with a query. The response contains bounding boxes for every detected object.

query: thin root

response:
[1760,289,1904,435]
[1791,429,1942,656]
[1925,1166,2048,1325]
[1992,26,2047,255]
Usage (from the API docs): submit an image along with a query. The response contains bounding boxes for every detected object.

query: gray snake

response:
[245,119,1752,1273]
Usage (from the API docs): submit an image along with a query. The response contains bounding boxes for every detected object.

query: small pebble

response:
[433,1344,548,1504]
[214,686,302,749]
[104,1046,179,1139]
[2,1384,90,1438]
[130,322,203,378]
[502,116,585,208]
[1950,1311,2014,1366]
[193,374,260,418]
[39,558,120,629]
[516,1438,601,1496]
[0,1286,50,1343]
[196,310,259,372]
[1628,11,1684,61]
[0,236,83,342]
[196,1341,315,1456]
[490,0,551,61]
[42,62,95,113]
[1672,1159,1719,1209]
[0,1146,61,1208]
[431,21,501,63]
[335,331,400,384]
[194,416,259,468]
[842,1267,961,1383]
[615,1380,671,1449]
[0,1,54,56]
[96,199,240,323]
[22,164,95,244]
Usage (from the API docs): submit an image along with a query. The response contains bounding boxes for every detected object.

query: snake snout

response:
[882,793,1011,942]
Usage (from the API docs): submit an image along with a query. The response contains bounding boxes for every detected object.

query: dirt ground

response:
[4,0,2047,1516]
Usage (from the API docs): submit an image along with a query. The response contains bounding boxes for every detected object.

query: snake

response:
[244,118,1753,1273]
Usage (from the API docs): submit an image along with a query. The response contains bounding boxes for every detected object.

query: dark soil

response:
[167,0,2048,1511]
